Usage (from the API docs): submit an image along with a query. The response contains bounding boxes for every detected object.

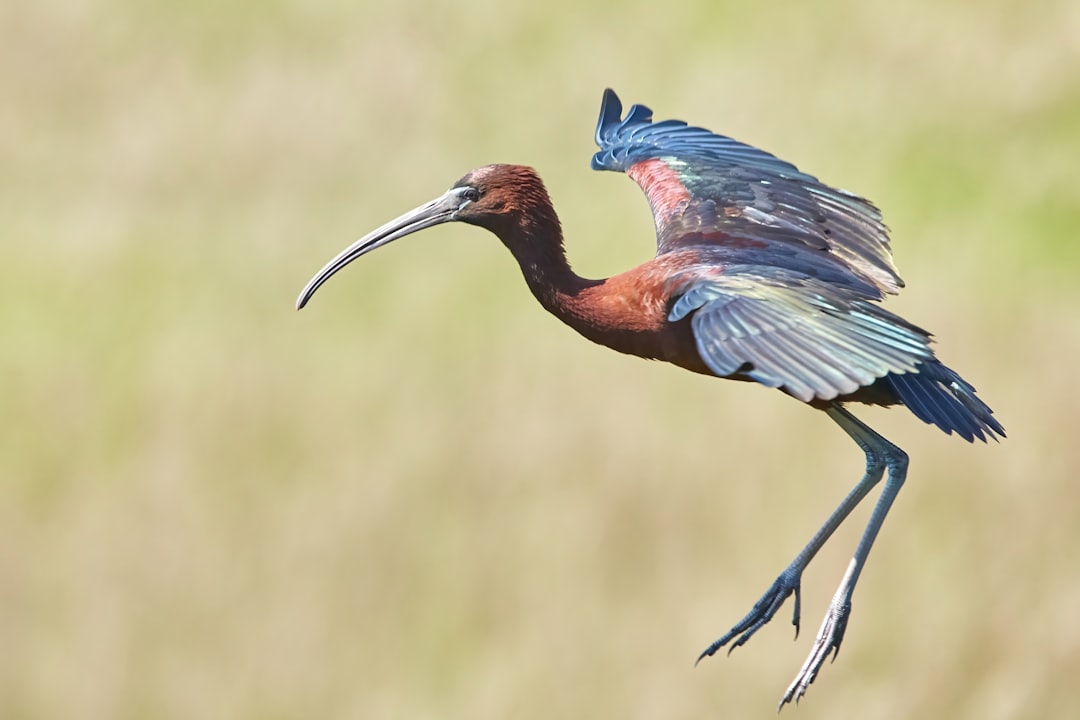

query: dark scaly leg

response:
[778,407,907,708]
[697,405,907,708]
[698,406,884,659]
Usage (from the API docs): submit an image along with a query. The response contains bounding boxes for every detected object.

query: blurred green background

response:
[3,0,1078,718]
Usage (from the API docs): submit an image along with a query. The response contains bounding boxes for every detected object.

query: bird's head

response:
[296,163,555,309]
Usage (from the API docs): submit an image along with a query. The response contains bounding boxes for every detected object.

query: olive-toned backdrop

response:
[3,1,1077,717]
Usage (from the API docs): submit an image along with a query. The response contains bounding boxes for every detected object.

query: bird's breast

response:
[559,262,713,374]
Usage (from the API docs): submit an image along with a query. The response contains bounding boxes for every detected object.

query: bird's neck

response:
[500,215,675,365]
[475,171,657,355]
[494,213,606,331]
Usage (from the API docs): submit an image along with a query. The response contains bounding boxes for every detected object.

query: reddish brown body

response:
[542,255,719,375]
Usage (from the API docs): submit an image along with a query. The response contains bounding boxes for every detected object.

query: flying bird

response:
[297,89,1004,707]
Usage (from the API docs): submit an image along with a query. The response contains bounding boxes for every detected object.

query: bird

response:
[296,88,1004,708]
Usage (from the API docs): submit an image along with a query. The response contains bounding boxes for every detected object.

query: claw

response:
[791,583,801,640]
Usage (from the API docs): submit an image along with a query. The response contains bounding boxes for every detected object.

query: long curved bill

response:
[296,188,469,310]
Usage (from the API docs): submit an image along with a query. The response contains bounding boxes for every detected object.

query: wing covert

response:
[667,270,933,402]
[592,89,903,298]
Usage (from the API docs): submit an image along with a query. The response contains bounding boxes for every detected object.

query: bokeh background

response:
[3,1,1079,718]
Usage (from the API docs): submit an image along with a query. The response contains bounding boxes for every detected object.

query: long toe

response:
[698,570,801,662]
[778,600,851,710]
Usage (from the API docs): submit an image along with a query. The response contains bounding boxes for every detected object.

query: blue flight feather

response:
[590,89,904,298]
[592,88,810,180]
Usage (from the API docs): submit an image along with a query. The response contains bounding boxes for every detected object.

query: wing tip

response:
[592,88,625,171]
[591,88,657,172]
[595,88,623,146]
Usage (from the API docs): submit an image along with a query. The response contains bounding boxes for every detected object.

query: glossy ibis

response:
[296,89,1004,707]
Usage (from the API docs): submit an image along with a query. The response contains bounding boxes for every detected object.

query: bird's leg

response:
[778,406,907,709]
[697,405,886,662]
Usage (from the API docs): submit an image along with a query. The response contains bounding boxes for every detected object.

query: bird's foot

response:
[697,568,802,662]
[777,597,851,710]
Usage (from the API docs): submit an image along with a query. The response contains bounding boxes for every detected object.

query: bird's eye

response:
[462,187,480,202]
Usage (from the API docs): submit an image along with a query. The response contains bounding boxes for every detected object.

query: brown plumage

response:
[297,90,1003,708]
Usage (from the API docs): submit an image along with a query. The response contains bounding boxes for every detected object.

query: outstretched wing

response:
[592,88,903,300]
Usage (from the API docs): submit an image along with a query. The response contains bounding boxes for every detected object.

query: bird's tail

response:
[885,361,1005,443]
